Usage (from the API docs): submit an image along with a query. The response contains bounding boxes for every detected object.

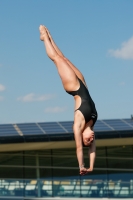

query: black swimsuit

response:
[66,78,98,126]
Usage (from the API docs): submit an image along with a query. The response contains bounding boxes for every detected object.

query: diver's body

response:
[39,25,97,175]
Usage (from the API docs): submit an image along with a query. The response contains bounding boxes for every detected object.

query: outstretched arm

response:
[88,136,96,172]
[73,126,88,175]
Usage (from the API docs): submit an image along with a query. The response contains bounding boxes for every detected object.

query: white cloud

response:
[17,93,54,102]
[45,106,67,113]
[0,96,4,101]
[108,36,133,59]
[0,84,5,91]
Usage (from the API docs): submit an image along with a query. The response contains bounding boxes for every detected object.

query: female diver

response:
[39,25,98,175]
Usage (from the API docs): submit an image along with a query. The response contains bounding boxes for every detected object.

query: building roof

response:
[0,119,133,144]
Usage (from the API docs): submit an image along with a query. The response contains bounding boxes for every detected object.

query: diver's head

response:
[82,128,94,147]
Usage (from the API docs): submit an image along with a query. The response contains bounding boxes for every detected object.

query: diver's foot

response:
[44,26,52,40]
[39,25,48,41]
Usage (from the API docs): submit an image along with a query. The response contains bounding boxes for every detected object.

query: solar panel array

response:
[0,119,133,137]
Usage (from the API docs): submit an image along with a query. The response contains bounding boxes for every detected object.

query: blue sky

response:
[0,0,133,124]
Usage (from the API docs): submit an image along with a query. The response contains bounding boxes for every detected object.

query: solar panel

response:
[94,126,111,131]
[103,119,133,131]
[0,124,19,137]
[17,123,45,135]
[122,119,133,128]
[59,121,73,132]
[38,122,65,134]
[94,120,112,131]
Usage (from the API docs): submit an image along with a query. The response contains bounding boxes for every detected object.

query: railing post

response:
[36,154,41,197]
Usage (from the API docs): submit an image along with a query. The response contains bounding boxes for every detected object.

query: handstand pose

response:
[39,25,98,175]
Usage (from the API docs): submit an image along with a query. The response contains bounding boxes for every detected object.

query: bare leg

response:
[44,26,87,87]
[39,25,79,92]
